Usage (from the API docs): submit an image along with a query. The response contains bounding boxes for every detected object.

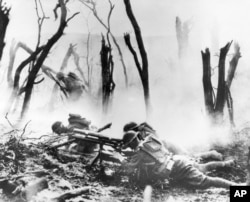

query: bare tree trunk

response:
[86,32,91,86]
[7,41,40,87]
[5,46,43,115]
[20,0,79,119]
[226,43,241,89]
[225,43,241,127]
[100,35,115,114]
[201,41,238,125]
[0,1,10,61]
[7,40,17,87]
[85,31,93,89]
[80,0,128,87]
[5,1,79,120]
[61,44,74,71]
[201,48,214,115]
[123,0,151,116]
[226,86,235,127]
[6,41,59,112]
[214,41,232,116]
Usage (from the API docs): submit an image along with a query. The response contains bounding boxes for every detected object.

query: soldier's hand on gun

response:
[113,152,126,163]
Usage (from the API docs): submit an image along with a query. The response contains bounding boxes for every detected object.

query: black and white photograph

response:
[0,0,250,201]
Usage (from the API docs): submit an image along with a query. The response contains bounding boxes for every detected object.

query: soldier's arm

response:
[121,152,143,173]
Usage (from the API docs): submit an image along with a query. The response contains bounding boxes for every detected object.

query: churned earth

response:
[0,123,249,202]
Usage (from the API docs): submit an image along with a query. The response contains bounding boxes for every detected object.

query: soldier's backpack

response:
[68,114,91,129]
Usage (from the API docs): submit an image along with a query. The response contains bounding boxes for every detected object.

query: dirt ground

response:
[0,124,250,202]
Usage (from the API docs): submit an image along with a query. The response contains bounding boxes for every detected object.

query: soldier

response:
[123,121,157,140]
[121,131,245,188]
[51,114,99,154]
[56,72,86,101]
[123,121,223,159]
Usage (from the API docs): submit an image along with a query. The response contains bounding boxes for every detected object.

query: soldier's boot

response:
[194,159,235,173]
[194,150,223,161]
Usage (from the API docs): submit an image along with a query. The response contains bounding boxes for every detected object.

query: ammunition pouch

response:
[140,137,174,177]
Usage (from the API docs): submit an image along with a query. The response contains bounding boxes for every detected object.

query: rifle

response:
[48,128,123,167]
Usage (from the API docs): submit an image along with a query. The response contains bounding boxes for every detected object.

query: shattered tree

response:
[5,0,79,119]
[6,41,54,88]
[123,0,151,116]
[79,0,120,115]
[100,35,115,114]
[7,41,75,111]
[0,0,10,61]
[80,0,128,87]
[201,41,241,125]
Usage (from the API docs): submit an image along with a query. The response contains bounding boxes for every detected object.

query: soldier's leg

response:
[201,176,244,189]
[194,159,235,172]
[193,150,223,161]
[171,156,242,189]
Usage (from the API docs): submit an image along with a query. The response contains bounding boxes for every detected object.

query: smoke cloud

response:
[1,0,250,152]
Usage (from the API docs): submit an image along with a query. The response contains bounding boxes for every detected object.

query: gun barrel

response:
[97,123,112,132]
[72,134,121,148]
[49,139,76,149]
[73,128,121,142]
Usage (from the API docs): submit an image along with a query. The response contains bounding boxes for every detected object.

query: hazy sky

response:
[5,0,204,37]
[5,0,250,49]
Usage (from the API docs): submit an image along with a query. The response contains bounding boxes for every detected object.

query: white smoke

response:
[1,0,250,151]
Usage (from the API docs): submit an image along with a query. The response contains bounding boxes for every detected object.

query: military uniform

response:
[124,135,238,188]
[52,114,99,154]
[57,72,85,101]
[67,114,99,154]
[125,136,174,183]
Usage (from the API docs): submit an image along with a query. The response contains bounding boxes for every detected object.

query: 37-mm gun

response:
[47,127,123,167]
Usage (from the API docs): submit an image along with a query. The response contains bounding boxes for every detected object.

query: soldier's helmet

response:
[68,72,80,80]
[123,122,138,132]
[122,130,138,149]
[68,114,91,129]
[51,121,63,134]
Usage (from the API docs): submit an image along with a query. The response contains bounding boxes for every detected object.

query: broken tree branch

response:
[124,33,142,77]
[214,41,232,113]
[80,0,128,87]
[201,48,214,114]
[52,187,91,202]
[226,42,241,89]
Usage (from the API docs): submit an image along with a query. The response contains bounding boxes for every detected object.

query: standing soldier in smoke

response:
[56,72,86,102]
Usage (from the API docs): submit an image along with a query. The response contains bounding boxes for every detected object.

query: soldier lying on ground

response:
[123,121,223,161]
[51,114,99,154]
[121,130,247,188]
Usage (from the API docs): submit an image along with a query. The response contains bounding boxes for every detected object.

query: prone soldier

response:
[120,130,245,188]
[51,114,122,166]
[123,121,224,160]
